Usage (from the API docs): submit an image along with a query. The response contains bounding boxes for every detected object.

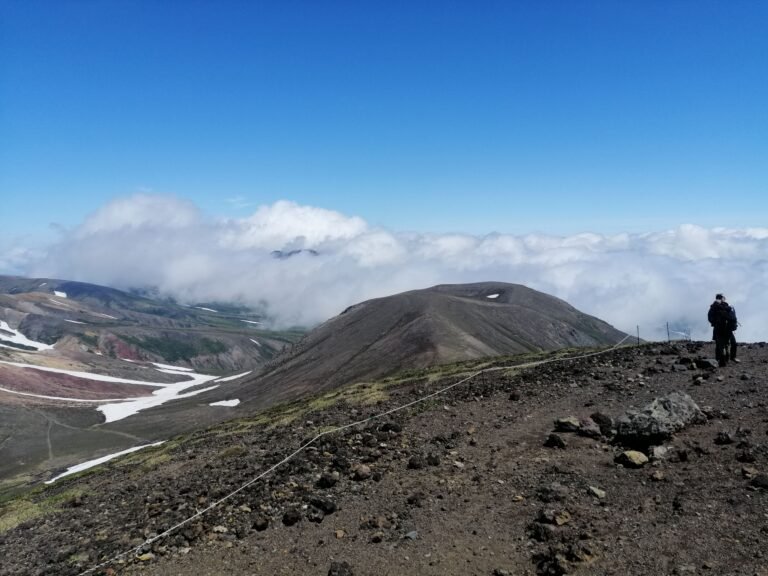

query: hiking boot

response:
[731,358,740,363]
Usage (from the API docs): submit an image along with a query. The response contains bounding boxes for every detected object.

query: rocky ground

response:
[1,341,767,576]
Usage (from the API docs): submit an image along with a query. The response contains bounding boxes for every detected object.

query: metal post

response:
[666,322,670,343]
[636,325,640,345]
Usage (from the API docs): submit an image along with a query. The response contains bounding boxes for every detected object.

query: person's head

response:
[715,293,724,302]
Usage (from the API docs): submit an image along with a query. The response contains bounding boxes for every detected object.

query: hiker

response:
[723,296,739,363]
[708,293,738,367]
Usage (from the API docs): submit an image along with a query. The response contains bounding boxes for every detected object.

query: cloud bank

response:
[7,194,768,342]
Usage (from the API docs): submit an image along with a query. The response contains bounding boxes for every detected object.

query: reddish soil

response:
[0,365,157,400]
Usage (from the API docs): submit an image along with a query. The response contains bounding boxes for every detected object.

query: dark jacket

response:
[709,300,737,334]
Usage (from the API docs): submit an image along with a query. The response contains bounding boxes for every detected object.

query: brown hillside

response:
[233,282,626,409]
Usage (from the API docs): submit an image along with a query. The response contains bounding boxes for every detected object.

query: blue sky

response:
[2,2,768,340]
[2,1,766,239]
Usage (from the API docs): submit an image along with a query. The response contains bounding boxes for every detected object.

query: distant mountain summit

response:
[235,282,627,408]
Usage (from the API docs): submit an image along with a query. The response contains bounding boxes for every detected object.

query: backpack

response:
[727,306,738,331]
[709,302,731,330]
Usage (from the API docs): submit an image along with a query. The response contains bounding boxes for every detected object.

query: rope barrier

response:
[77,334,632,575]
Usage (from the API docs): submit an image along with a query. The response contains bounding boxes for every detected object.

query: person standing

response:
[723,296,739,363]
[708,293,736,367]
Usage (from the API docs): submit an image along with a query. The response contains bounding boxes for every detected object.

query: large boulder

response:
[615,392,706,447]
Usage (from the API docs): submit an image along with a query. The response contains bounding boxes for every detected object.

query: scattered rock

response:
[544,434,567,449]
[352,464,372,481]
[590,411,614,437]
[554,416,580,432]
[615,450,649,468]
[588,486,606,499]
[407,454,427,470]
[316,471,340,488]
[714,431,735,445]
[615,392,706,447]
[577,417,602,438]
[741,466,758,479]
[253,517,269,531]
[282,508,302,526]
[750,475,768,490]
[328,561,354,576]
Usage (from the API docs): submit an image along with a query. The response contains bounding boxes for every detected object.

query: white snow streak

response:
[209,399,240,407]
[45,442,165,484]
[214,371,251,383]
[0,321,54,351]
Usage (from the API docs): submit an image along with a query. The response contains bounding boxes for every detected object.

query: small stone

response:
[578,417,602,438]
[253,517,269,531]
[741,466,758,479]
[554,416,580,432]
[328,561,354,576]
[335,529,346,539]
[590,412,614,437]
[317,471,340,488]
[615,450,649,468]
[352,464,372,481]
[537,509,571,525]
[650,470,665,482]
[751,474,768,490]
[544,434,567,449]
[404,530,418,540]
[714,431,734,445]
[588,486,606,499]
[282,508,302,526]
[554,510,572,525]
[407,455,426,470]
[137,553,155,562]
[370,531,385,543]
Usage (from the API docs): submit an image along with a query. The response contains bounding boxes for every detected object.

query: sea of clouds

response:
[4,193,767,342]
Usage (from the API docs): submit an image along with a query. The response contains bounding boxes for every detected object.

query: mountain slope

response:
[0,274,303,483]
[231,282,627,409]
[2,341,766,576]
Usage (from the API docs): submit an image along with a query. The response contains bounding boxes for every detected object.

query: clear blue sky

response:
[2,1,767,241]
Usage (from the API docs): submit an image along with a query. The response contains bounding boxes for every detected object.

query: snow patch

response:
[92,312,118,320]
[250,338,261,347]
[151,362,194,372]
[486,293,500,299]
[64,319,86,324]
[195,306,218,312]
[0,321,55,351]
[214,371,251,383]
[54,290,67,298]
[209,399,240,407]
[45,442,165,484]
[0,359,220,423]
[241,320,262,325]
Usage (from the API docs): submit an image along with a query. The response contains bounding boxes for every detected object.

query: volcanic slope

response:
[2,341,768,576]
[231,282,627,409]
[0,275,302,485]
[0,274,298,372]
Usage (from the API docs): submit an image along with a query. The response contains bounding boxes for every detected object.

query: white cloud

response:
[6,194,768,343]
[220,200,367,250]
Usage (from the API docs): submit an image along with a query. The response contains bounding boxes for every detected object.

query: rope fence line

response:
[77,334,633,576]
